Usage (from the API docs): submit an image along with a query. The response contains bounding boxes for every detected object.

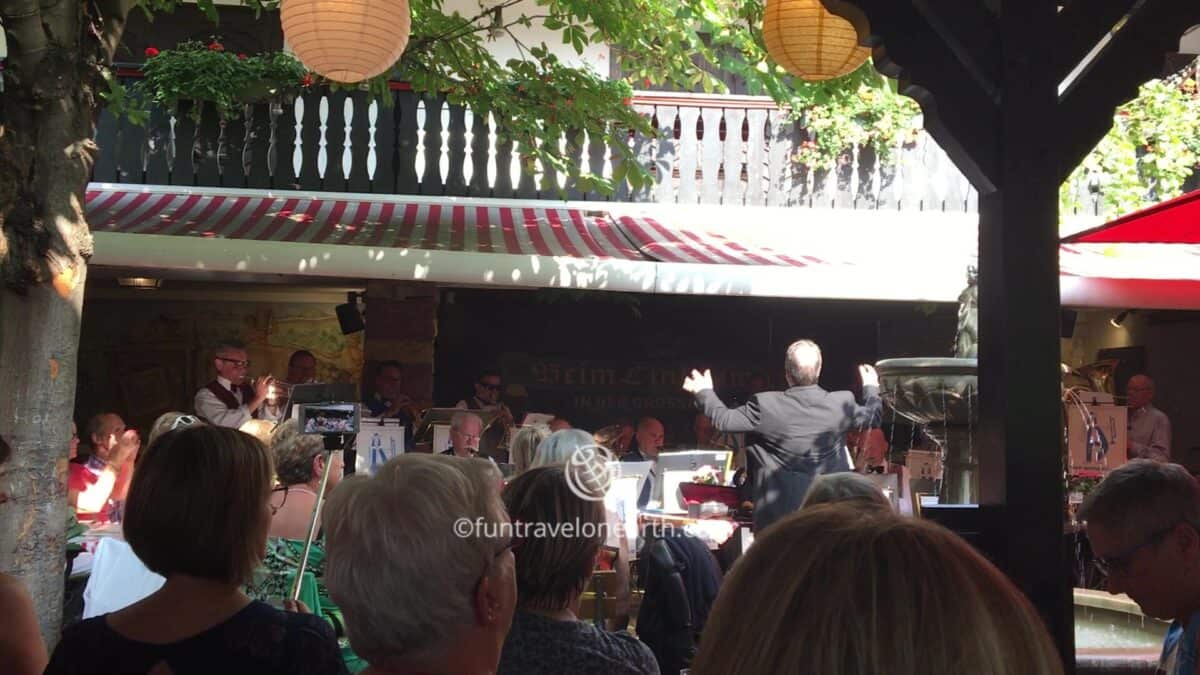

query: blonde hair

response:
[124,426,273,585]
[238,419,276,445]
[694,506,1064,675]
[147,411,203,446]
[510,425,549,475]
[324,454,507,665]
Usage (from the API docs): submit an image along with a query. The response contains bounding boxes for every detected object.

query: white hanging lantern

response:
[281,0,412,83]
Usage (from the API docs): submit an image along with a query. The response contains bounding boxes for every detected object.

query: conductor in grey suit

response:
[682,339,883,532]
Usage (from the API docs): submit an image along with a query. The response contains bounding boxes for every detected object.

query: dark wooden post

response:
[823,1,1200,670]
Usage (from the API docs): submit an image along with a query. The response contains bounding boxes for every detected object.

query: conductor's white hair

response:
[785,339,823,386]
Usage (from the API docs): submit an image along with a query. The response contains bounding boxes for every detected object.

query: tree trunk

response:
[0,277,86,646]
[1,0,129,648]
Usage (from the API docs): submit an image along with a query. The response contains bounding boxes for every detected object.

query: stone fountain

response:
[877,268,979,504]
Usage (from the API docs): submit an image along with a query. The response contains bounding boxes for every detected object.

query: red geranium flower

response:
[144,47,160,58]
[237,53,247,60]
[301,73,314,87]
[208,42,224,52]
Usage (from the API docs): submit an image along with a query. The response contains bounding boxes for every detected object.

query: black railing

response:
[94,75,990,210]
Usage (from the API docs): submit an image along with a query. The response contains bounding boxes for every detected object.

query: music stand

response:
[414,408,499,444]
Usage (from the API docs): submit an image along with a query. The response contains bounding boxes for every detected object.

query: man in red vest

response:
[193,340,274,428]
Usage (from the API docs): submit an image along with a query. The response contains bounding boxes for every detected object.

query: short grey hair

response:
[214,339,246,354]
[270,419,325,486]
[1080,460,1200,542]
[532,429,610,499]
[450,411,482,433]
[324,454,506,666]
[533,429,597,468]
[785,339,822,386]
[801,473,892,512]
[511,426,549,475]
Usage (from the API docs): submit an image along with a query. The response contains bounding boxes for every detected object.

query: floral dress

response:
[246,537,366,673]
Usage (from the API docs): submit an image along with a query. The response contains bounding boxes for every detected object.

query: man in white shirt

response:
[194,340,274,428]
[1127,374,1171,462]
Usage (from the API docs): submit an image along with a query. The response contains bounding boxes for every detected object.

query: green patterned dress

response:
[246,537,366,673]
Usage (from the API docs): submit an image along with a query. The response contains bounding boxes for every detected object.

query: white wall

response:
[442,0,610,76]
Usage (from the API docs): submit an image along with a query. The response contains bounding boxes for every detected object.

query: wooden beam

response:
[822,0,1001,190]
[1052,0,1140,84]
[1057,0,1200,183]
[912,0,1001,98]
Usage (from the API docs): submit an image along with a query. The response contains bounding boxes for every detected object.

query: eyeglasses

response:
[269,486,289,515]
[170,414,200,431]
[217,357,251,368]
[1093,523,1180,577]
[472,538,515,594]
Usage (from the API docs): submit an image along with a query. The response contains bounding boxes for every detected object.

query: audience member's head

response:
[287,350,318,385]
[271,420,343,491]
[784,339,822,387]
[147,412,203,447]
[510,426,550,475]
[1080,460,1200,621]
[503,466,606,611]
[85,412,128,460]
[325,455,514,674]
[800,472,892,512]
[1125,374,1156,411]
[238,419,276,445]
[449,411,484,457]
[533,428,597,467]
[695,505,1063,675]
[635,417,664,458]
[548,417,572,432]
[123,426,273,586]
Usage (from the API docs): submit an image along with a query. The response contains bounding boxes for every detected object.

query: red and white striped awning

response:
[85,185,646,260]
[615,215,820,267]
[84,184,1200,309]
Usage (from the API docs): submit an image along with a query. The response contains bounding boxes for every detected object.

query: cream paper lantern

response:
[281,0,412,83]
[762,0,870,82]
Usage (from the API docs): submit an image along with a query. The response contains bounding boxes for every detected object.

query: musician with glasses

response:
[456,369,515,457]
[1080,460,1200,675]
[194,340,275,428]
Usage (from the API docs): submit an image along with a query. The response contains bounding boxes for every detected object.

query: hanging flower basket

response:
[140,40,313,120]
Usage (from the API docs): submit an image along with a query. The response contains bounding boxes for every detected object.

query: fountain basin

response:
[876,357,978,426]
[876,358,979,504]
[1076,588,1167,674]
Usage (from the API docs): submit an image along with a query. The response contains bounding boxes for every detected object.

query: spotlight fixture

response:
[117,277,163,290]
[1109,310,1131,328]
